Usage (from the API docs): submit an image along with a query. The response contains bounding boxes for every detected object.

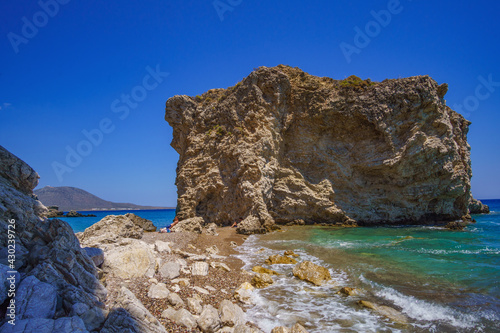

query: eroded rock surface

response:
[165,65,482,233]
[0,146,107,332]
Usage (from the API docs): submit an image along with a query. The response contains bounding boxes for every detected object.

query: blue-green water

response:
[57,209,176,232]
[237,199,500,332]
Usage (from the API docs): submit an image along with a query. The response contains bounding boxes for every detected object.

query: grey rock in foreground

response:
[165,65,479,233]
[0,146,107,332]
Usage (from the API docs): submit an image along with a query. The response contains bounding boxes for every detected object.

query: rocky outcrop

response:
[0,146,107,332]
[469,198,490,214]
[165,65,477,233]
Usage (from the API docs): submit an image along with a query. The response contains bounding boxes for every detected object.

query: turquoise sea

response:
[236,199,500,332]
[60,201,500,332]
[58,209,177,233]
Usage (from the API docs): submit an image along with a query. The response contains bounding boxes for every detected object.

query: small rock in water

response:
[337,287,359,296]
[252,266,279,275]
[292,261,331,286]
[284,250,299,257]
[251,273,274,288]
[358,300,408,325]
[265,254,297,265]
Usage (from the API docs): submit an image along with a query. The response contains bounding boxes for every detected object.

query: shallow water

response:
[235,200,500,332]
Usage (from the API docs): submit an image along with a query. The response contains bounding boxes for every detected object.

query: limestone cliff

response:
[165,65,480,233]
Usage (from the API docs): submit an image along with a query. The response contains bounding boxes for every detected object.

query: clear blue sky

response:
[1,0,499,206]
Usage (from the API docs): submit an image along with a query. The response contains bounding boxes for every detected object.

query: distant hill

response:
[34,186,172,211]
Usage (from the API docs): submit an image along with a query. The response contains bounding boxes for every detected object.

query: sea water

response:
[57,209,176,232]
[236,199,500,332]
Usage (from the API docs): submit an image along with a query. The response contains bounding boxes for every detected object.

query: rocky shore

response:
[0,145,312,333]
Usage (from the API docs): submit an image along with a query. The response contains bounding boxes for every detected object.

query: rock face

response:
[0,146,107,332]
[165,65,479,232]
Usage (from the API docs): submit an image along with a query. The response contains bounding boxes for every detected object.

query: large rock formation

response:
[165,65,484,233]
[0,146,107,332]
[0,146,166,333]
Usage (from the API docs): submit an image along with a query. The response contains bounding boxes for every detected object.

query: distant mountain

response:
[34,186,172,211]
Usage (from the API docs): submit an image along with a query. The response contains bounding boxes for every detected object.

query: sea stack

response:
[165,65,482,234]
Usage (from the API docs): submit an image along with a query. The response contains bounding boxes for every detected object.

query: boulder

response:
[237,216,266,235]
[187,296,203,315]
[358,300,408,325]
[444,221,468,230]
[171,217,204,233]
[102,239,157,279]
[284,250,299,257]
[252,266,279,275]
[82,247,104,267]
[338,287,359,296]
[16,275,57,320]
[293,261,331,286]
[219,299,246,327]
[103,287,166,333]
[197,304,222,333]
[159,261,180,279]
[251,273,274,288]
[0,316,88,333]
[124,213,157,232]
[161,307,177,320]
[191,261,209,276]
[69,302,108,332]
[265,255,297,265]
[154,240,172,253]
[148,283,170,299]
[167,292,185,308]
[172,308,198,329]
[78,214,143,246]
[234,282,254,304]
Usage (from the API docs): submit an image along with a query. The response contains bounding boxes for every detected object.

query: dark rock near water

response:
[469,198,490,214]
